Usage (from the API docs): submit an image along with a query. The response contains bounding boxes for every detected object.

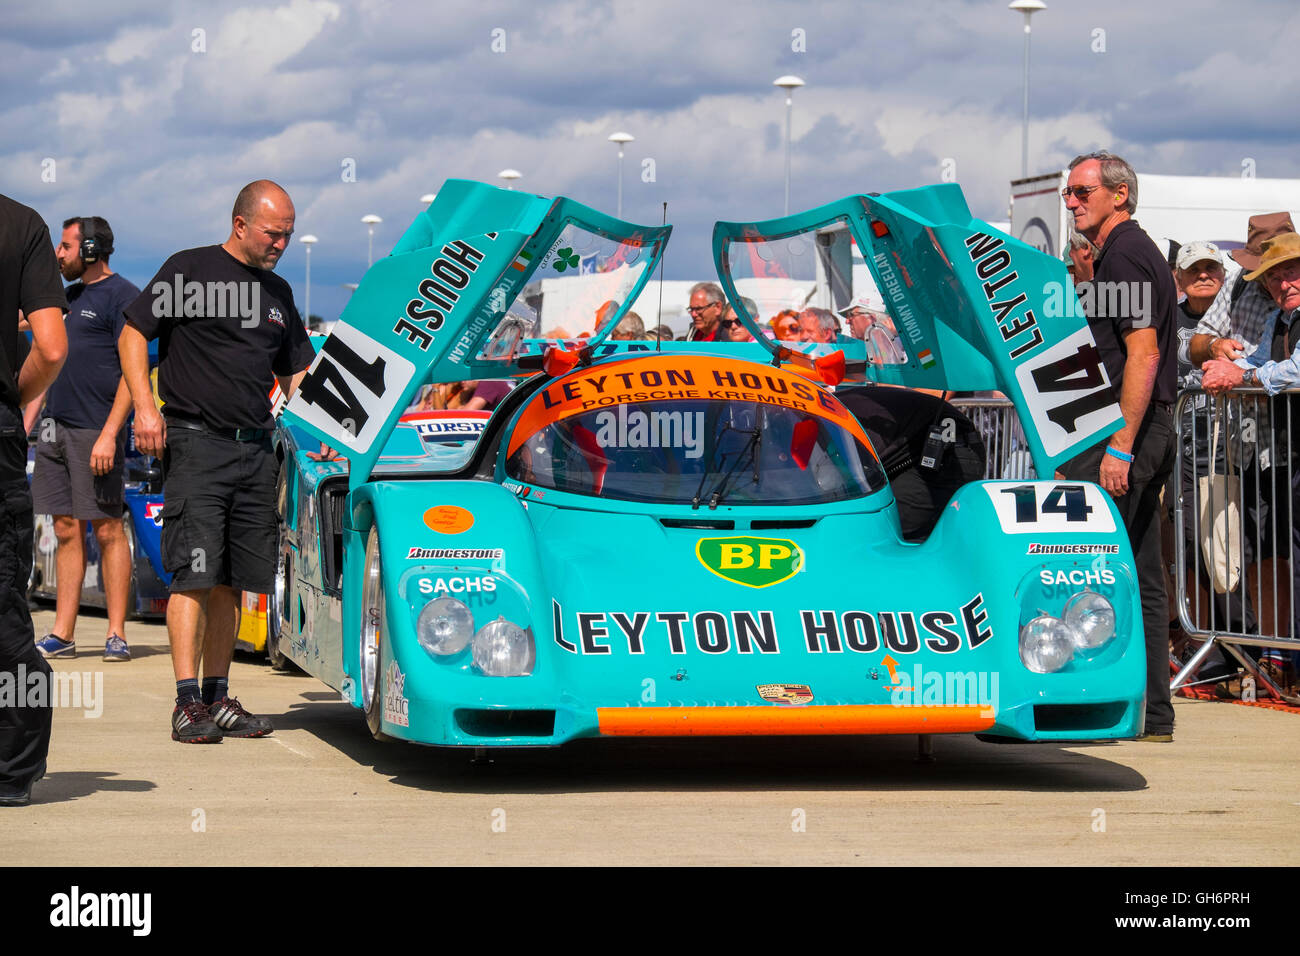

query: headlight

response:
[472,617,535,676]
[1019,614,1075,673]
[1062,590,1116,650]
[417,597,474,657]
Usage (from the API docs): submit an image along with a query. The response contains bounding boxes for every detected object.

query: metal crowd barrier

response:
[1172,387,1297,702]
[950,398,1036,480]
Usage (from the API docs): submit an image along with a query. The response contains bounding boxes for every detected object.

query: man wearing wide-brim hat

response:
[1203,232,1300,396]
[1202,231,1300,653]
[1189,212,1295,367]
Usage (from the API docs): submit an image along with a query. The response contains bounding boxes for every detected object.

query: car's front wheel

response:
[361,525,393,742]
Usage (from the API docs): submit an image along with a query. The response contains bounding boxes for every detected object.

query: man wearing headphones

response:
[32,217,139,662]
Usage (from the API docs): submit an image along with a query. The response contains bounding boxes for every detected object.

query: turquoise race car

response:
[271,178,1146,749]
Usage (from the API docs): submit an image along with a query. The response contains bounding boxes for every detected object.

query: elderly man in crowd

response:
[1202,232,1300,686]
[1188,214,1294,370]
[1186,214,1297,651]
[797,307,838,344]
[685,282,726,342]
[839,291,906,365]
[1166,241,1258,657]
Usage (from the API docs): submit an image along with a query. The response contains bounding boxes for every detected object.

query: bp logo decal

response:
[695,536,804,588]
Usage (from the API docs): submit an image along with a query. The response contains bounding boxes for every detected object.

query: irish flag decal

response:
[510,249,533,272]
[918,348,936,369]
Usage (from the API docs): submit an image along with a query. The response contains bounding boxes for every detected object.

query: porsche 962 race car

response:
[270,178,1146,750]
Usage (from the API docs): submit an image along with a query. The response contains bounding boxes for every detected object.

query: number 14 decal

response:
[1000,484,1093,523]
[982,481,1115,534]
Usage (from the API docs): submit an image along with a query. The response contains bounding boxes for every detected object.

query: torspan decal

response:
[696,536,804,588]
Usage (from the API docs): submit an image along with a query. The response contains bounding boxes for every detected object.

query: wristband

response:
[1105,445,1134,463]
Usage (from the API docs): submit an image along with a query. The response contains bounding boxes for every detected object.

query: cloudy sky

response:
[3,0,1296,322]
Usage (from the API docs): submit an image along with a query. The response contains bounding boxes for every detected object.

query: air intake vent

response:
[1033,702,1128,734]
[455,709,556,738]
[750,519,817,530]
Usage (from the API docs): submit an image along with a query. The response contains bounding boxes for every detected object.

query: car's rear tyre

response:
[361,525,392,742]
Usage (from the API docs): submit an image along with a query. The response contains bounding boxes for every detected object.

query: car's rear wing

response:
[282,178,670,488]
[713,185,1124,476]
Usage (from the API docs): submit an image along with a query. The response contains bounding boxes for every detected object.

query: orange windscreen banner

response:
[507,354,873,457]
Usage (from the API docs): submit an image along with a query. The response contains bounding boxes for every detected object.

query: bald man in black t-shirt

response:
[121,180,317,744]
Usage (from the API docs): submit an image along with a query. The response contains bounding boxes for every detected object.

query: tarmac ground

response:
[4,608,1298,867]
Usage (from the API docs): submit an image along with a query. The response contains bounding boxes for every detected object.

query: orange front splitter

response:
[597,705,994,737]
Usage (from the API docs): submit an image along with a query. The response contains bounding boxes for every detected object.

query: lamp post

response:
[1009,0,1046,179]
[299,234,317,326]
[608,131,634,219]
[773,75,805,216]
[498,168,522,190]
[361,214,382,269]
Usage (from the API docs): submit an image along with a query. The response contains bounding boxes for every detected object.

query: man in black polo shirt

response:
[1059,151,1179,741]
[120,180,317,744]
[0,194,69,805]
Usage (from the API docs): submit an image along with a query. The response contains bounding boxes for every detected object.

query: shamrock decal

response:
[553,247,580,272]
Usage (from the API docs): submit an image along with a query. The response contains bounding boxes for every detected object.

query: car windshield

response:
[477,220,658,361]
[505,395,885,508]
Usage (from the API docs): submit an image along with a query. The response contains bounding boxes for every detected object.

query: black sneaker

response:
[171,699,223,744]
[208,697,273,738]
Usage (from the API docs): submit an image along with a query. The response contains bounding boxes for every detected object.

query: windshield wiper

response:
[692,423,762,510]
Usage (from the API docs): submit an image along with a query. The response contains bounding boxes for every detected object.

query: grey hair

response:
[613,310,644,337]
[688,281,726,304]
[803,307,838,332]
[1068,150,1138,215]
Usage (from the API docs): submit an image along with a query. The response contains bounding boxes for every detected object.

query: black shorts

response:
[160,428,278,593]
[31,422,126,520]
